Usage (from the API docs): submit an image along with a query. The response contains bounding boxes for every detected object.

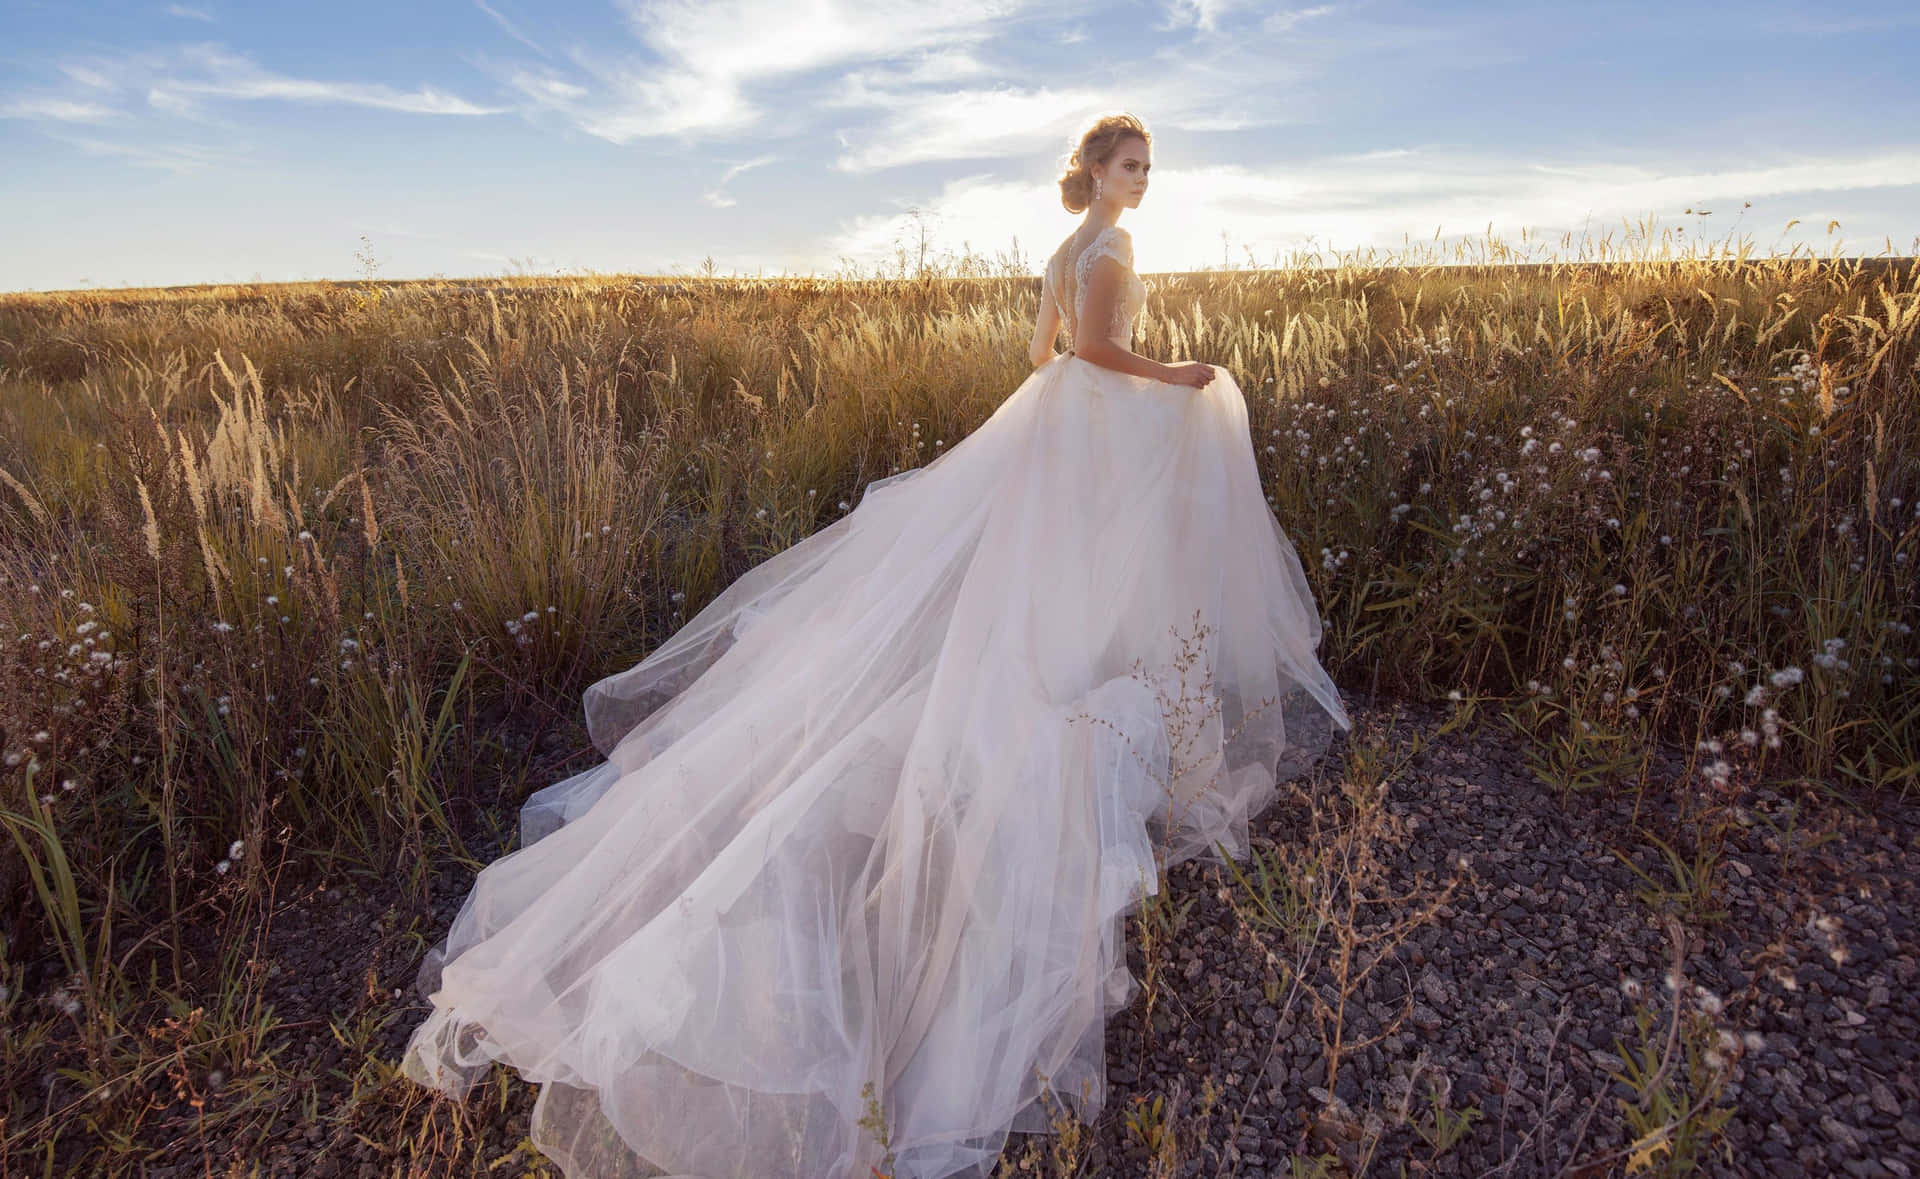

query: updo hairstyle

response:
[1057,113,1151,214]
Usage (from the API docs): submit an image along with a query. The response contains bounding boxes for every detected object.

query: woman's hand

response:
[1163,361,1216,389]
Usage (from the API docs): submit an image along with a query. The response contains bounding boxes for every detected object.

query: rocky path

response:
[147,695,1918,1178]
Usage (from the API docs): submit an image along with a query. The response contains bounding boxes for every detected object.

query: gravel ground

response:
[121,693,1919,1178]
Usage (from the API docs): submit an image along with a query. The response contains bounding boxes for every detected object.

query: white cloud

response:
[475,0,551,59]
[146,87,198,116]
[1160,0,1268,34]
[509,0,1024,144]
[825,147,1920,276]
[151,47,507,115]
[704,155,778,210]
[838,49,991,90]
[505,71,589,105]
[1261,5,1336,35]
[165,4,215,21]
[0,98,119,123]
[59,65,117,90]
[28,45,508,123]
[831,84,1108,173]
[47,134,241,175]
[719,154,777,185]
[825,57,1319,174]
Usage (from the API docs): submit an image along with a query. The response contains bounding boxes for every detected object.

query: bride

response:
[401,112,1351,1178]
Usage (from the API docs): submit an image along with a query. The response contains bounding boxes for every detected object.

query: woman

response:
[401,112,1350,1179]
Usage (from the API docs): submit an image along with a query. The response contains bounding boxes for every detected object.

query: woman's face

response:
[1095,136,1150,209]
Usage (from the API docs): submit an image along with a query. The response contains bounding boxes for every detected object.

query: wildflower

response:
[215,859,231,875]
[1612,584,1625,595]
[521,610,540,624]
[212,621,234,633]
[339,637,359,652]
[1769,666,1804,688]
[1621,978,1643,999]
[1743,1031,1765,1051]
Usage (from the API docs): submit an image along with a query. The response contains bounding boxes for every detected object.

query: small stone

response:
[1871,1082,1901,1117]
[1820,1115,1863,1149]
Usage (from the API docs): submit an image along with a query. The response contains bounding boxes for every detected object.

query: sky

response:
[2,0,1917,292]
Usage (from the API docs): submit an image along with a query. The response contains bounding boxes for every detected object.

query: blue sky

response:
[2,0,1916,292]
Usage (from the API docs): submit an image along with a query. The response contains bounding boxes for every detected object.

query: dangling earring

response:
[1094,176,1103,201]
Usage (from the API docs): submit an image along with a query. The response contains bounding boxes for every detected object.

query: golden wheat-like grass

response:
[0,225,1913,1174]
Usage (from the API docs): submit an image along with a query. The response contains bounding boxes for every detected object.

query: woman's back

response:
[1045,224,1149,347]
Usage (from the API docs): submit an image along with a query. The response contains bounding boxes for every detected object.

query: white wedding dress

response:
[400,223,1351,1178]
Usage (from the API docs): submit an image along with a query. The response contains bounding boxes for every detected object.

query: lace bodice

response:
[1045,224,1147,347]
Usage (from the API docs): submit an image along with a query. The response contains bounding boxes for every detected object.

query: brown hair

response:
[1057,113,1151,214]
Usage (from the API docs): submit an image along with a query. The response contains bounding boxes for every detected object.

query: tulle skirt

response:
[400,351,1351,1178]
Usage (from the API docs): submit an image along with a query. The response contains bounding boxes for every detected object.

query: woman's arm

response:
[1028,272,1063,367]
[1073,254,1176,381]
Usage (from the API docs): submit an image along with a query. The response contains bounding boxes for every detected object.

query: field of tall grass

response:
[0,223,1915,1174]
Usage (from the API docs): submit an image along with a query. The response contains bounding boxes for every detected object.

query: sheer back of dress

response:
[1045,224,1148,347]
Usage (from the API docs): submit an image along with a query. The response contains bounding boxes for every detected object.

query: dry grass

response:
[0,222,1914,1174]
